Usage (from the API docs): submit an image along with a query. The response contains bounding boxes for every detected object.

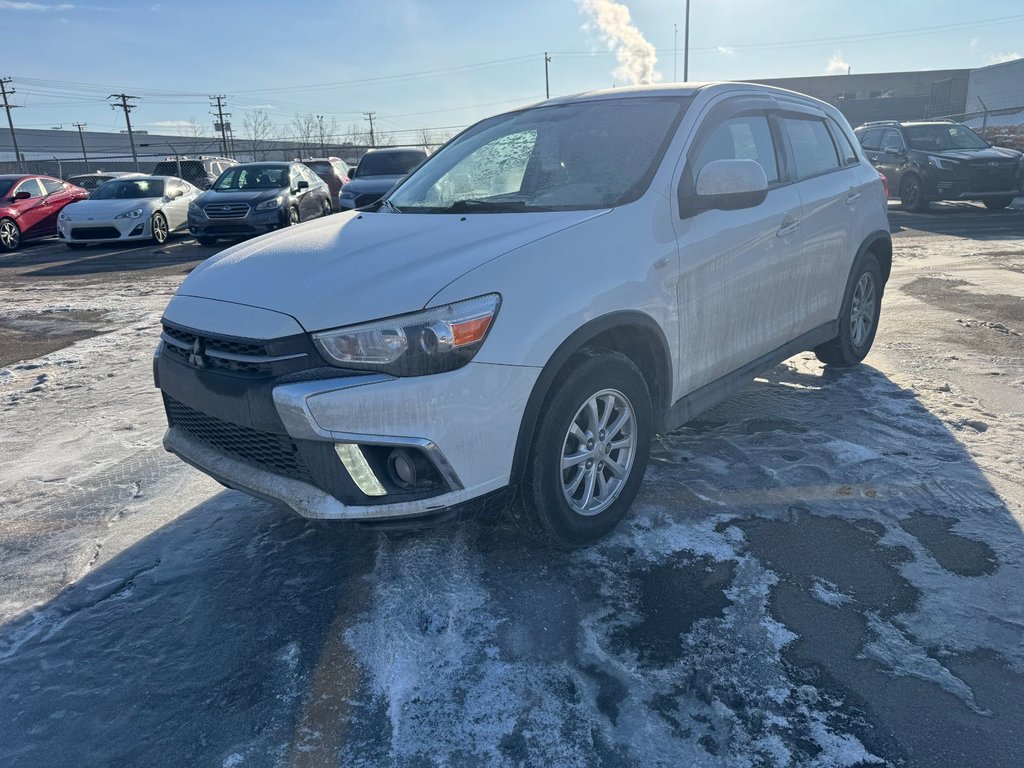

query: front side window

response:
[781,116,840,179]
[13,178,44,198]
[213,165,289,190]
[905,123,989,151]
[90,179,165,199]
[857,128,884,151]
[389,97,691,212]
[692,114,779,185]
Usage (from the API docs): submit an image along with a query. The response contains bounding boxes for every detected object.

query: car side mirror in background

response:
[13,191,31,201]
[689,159,768,215]
[296,180,310,190]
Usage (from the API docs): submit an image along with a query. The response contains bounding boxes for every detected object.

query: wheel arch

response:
[509,311,672,485]
[860,229,893,284]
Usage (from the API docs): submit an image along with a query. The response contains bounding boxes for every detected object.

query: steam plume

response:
[578,0,662,85]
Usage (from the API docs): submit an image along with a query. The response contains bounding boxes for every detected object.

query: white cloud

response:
[0,1,74,9]
[984,51,1021,64]
[825,51,850,75]
[968,38,979,54]
[577,0,662,85]
[716,46,735,56]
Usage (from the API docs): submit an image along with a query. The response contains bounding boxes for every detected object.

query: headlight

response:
[255,197,282,211]
[59,210,70,221]
[927,155,956,171]
[115,207,144,220]
[313,293,501,376]
[188,202,203,215]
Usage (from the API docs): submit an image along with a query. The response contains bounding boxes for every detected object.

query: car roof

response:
[232,161,290,168]
[361,147,428,155]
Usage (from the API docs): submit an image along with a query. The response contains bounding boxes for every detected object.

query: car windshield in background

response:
[90,179,165,199]
[305,162,333,176]
[388,97,691,212]
[0,176,18,198]
[214,166,289,191]
[356,151,426,177]
[906,124,989,151]
[70,176,111,190]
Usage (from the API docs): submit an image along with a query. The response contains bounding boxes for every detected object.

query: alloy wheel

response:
[0,219,19,250]
[850,272,876,348]
[560,388,637,516]
[152,214,168,244]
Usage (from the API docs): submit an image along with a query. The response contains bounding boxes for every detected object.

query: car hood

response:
[343,176,404,195]
[175,207,609,333]
[927,146,1022,162]
[61,198,159,219]
[196,189,288,205]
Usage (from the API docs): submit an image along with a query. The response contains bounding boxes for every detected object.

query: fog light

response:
[335,443,386,496]
[386,448,434,489]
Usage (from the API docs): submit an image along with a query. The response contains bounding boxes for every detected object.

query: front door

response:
[671,101,803,394]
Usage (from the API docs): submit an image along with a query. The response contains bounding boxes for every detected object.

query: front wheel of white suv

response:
[513,348,653,547]
[814,252,883,368]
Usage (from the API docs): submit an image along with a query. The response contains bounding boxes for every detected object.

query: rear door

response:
[776,106,860,337]
[10,178,49,239]
[38,177,72,234]
[671,96,803,393]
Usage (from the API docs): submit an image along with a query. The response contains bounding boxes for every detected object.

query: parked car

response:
[57,175,199,247]
[338,147,428,209]
[0,174,89,252]
[187,162,333,245]
[298,157,350,211]
[67,171,145,192]
[151,156,238,190]
[854,119,1023,211]
[155,82,890,546]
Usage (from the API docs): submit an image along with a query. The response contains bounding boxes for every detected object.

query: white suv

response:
[154,83,890,545]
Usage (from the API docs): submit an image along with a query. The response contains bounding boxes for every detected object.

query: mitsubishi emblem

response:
[188,337,205,368]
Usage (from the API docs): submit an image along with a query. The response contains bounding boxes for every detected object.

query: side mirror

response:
[884,146,906,157]
[296,180,310,190]
[690,159,768,214]
[13,190,31,201]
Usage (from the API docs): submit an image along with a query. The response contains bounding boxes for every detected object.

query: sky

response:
[1,0,1022,143]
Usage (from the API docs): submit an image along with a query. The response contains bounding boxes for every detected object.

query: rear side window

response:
[857,128,884,151]
[781,116,840,179]
[692,114,780,185]
[828,118,858,166]
[40,177,66,194]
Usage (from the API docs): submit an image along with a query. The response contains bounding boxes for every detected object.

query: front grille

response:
[71,226,120,240]
[204,203,250,219]
[163,325,267,357]
[354,193,382,208]
[966,162,1017,191]
[162,324,276,375]
[165,396,314,485]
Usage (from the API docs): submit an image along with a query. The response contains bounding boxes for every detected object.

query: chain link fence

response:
[934,105,1024,151]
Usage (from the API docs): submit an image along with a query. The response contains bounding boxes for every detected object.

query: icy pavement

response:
[1,216,1024,767]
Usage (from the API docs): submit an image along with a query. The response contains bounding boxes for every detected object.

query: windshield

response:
[90,179,165,199]
[70,175,111,191]
[304,161,334,176]
[388,97,691,212]
[356,150,426,177]
[905,124,989,151]
[0,177,17,199]
[213,165,289,191]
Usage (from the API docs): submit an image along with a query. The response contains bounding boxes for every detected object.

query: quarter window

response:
[828,119,858,166]
[692,114,779,185]
[781,116,840,179]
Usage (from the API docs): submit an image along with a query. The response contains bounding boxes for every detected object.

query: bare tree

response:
[343,121,372,149]
[418,128,450,149]
[244,109,274,161]
[290,113,318,153]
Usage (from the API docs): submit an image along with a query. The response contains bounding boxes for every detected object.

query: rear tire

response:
[814,253,883,368]
[512,348,652,547]
[899,174,927,212]
[0,217,21,252]
[983,196,1014,211]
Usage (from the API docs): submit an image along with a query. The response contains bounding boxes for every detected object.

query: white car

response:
[58,175,199,247]
[154,82,890,546]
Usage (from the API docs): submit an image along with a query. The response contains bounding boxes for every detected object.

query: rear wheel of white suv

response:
[513,348,652,547]
[814,253,883,368]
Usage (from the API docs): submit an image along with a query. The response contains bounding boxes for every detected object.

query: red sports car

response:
[0,174,89,252]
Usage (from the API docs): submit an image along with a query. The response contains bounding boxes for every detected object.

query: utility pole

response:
[1,78,23,172]
[673,24,678,82]
[210,95,231,157]
[73,122,89,165]
[544,52,552,99]
[109,93,140,170]
[317,114,326,156]
[683,0,691,81]
[363,111,376,148]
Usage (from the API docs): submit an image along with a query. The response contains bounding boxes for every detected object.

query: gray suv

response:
[188,162,333,245]
[152,156,237,190]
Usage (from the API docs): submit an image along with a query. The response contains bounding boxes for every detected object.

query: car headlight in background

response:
[313,293,501,376]
[188,202,203,216]
[115,207,144,220]
[58,210,70,221]
[255,196,283,211]
[927,155,957,171]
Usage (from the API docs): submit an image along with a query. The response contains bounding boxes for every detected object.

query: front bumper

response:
[156,333,539,520]
[923,165,1022,200]
[188,209,284,239]
[58,216,153,243]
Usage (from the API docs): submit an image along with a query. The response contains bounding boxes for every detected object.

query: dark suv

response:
[151,157,238,190]
[854,120,1022,211]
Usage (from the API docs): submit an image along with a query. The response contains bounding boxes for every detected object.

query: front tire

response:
[814,253,883,368]
[197,236,217,246]
[513,349,652,547]
[0,218,21,252]
[65,242,87,250]
[287,206,300,226]
[983,196,1014,211]
[899,174,927,212]
[151,212,169,244]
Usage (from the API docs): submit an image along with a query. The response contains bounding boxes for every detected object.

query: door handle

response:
[776,215,800,237]
[846,191,861,205]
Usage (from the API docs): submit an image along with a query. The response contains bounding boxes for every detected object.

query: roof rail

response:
[858,120,900,127]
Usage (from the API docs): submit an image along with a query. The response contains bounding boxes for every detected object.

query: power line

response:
[0,77,23,171]
[108,93,140,170]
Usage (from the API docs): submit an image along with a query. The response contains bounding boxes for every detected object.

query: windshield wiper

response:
[444,199,537,213]
[379,198,402,214]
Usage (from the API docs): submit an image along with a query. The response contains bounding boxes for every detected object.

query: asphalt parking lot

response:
[1,203,1023,767]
